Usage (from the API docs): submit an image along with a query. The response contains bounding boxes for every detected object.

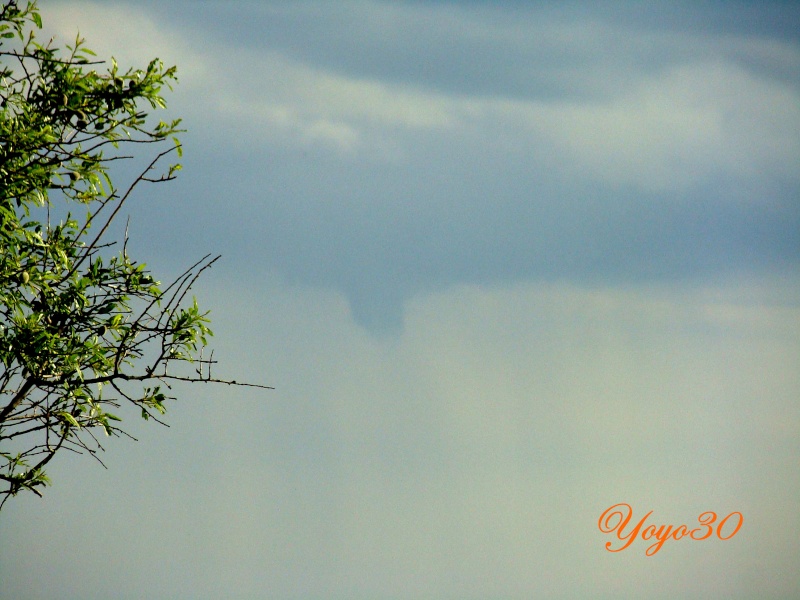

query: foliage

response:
[0,0,267,508]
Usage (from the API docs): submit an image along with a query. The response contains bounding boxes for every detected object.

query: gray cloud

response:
[82,0,796,330]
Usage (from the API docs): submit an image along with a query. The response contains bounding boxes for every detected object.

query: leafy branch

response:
[0,0,271,508]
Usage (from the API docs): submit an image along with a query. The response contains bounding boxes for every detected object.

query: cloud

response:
[197,32,800,193]
[516,59,800,192]
[36,0,800,335]
[42,1,210,82]
[182,275,800,597]
[212,49,456,154]
[42,1,800,191]
[2,276,798,598]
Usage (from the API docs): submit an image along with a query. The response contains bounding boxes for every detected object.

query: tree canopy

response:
[0,0,268,508]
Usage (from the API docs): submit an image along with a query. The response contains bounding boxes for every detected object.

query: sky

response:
[1,0,799,598]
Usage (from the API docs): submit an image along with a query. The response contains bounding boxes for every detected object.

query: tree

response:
[0,0,269,508]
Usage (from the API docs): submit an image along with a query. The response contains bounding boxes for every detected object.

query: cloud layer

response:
[2,2,799,598]
[2,277,799,598]
[39,1,800,329]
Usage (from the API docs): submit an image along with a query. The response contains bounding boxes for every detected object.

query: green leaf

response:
[57,412,81,428]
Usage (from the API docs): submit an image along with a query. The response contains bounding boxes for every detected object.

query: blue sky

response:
[1,1,799,598]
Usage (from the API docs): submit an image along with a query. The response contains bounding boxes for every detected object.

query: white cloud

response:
[210,53,799,194]
[211,49,456,154]
[462,58,800,193]
[42,2,210,81]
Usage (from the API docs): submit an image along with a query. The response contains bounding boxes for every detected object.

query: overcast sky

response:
[1,1,799,598]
